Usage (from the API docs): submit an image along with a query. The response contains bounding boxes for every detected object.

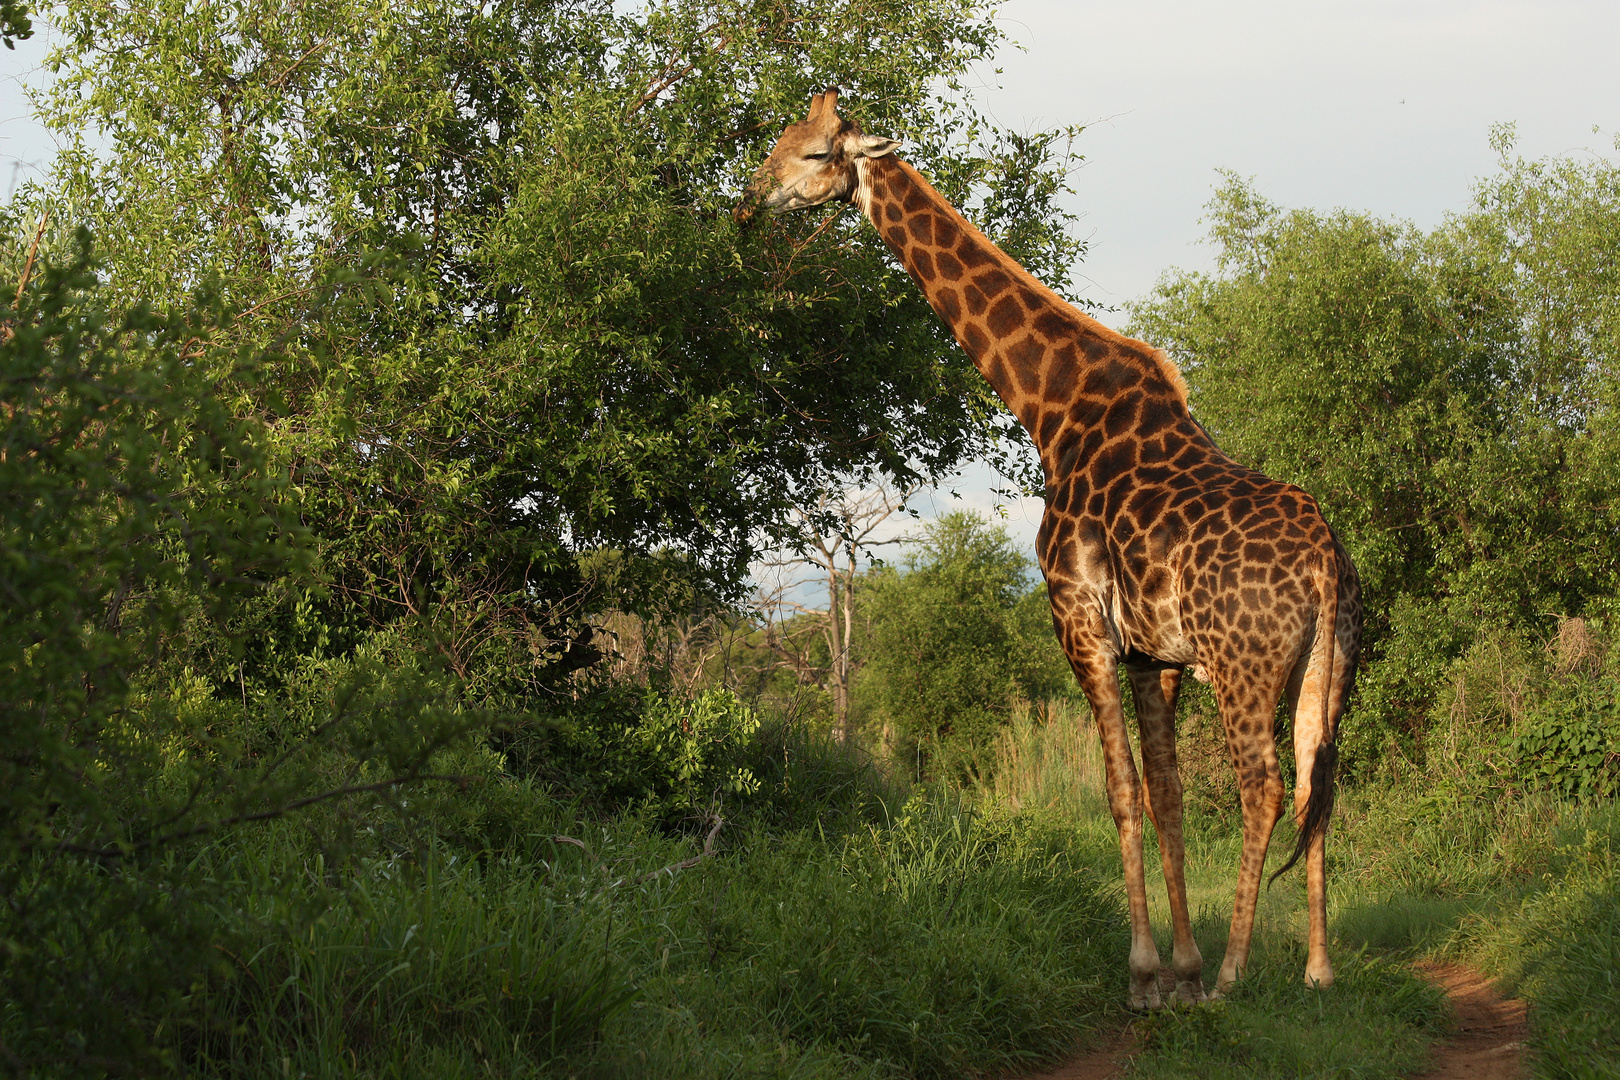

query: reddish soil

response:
[1019,1026,1138,1080]
[1407,963,1528,1080]
[1014,963,1527,1080]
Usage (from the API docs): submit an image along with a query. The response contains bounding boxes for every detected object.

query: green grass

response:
[1126,948,1445,1080]
[11,689,1614,1079]
[1468,811,1620,1079]
[1116,808,1449,1078]
[158,740,1127,1079]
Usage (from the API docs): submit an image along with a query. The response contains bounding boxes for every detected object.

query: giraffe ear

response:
[850,133,899,159]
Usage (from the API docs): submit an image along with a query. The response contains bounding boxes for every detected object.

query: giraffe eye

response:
[804,152,829,161]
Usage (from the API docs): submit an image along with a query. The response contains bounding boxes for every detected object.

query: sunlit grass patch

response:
[1471,812,1620,1080]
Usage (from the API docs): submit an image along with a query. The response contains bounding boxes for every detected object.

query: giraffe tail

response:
[1269,542,1342,885]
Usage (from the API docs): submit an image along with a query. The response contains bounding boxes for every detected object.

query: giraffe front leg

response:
[1106,739,1162,1011]
[1131,665,1206,1005]
[1072,654,1161,1009]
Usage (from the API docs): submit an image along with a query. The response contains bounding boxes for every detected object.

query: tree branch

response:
[49,773,473,859]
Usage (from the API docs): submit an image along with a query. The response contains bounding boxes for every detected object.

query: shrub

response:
[1506,675,1620,800]
[535,685,763,823]
[857,512,1067,781]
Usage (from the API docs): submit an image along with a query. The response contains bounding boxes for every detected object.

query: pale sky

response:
[5,0,1619,563]
[982,0,1620,311]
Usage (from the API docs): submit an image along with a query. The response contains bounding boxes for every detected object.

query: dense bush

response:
[517,684,763,823]
[1507,677,1620,801]
[856,512,1072,780]
[0,237,302,1071]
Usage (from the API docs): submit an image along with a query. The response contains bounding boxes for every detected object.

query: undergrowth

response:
[9,621,1614,1078]
[31,721,1126,1079]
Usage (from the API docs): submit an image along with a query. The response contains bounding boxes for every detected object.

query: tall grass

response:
[130,719,1129,1080]
[202,842,641,1075]
[980,698,1107,817]
[1471,814,1620,1080]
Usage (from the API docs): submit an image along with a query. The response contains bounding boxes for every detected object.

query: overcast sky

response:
[975,0,1619,312]
[5,0,1619,560]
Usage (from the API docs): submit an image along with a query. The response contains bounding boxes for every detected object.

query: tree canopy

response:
[22,0,1084,706]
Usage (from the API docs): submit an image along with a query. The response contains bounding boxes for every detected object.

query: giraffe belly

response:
[1111,596,1200,669]
[1040,511,1201,670]
[1097,564,1199,669]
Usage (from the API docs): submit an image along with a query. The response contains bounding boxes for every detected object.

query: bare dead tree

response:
[754,482,919,741]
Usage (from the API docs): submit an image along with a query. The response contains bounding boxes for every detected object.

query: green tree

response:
[859,511,1065,779]
[31,0,1085,710]
[0,223,502,1075]
[0,232,297,1070]
[1128,138,1620,766]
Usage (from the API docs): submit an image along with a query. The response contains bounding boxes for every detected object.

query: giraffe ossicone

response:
[739,90,1363,1008]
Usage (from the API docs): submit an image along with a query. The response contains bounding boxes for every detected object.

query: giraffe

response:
[735,91,1362,1008]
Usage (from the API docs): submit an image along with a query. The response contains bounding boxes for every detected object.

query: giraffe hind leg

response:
[1287,630,1353,990]
[1209,666,1288,996]
[1129,664,1206,1004]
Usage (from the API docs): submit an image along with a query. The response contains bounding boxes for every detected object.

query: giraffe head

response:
[733,89,899,224]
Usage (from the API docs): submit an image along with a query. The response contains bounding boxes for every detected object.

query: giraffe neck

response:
[856,155,1193,481]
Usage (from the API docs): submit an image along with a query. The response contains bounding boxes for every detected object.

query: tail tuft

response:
[1269,741,1337,885]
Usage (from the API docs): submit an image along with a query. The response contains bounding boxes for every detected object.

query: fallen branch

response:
[633,812,725,884]
[549,834,598,862]
[594,812,725,896]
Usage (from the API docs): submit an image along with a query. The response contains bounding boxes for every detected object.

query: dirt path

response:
[1016,964,1528,1080]
[1407,963,1528,1080]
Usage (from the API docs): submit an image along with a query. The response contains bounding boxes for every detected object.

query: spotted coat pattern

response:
[738,92,1363,1006]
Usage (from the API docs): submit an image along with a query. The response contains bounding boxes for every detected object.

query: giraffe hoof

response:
[1127,986,1164,1011]
[1172,981,1208,1006]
